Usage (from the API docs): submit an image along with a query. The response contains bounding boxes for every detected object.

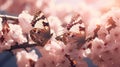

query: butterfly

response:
[30,11,53,47]
[55,14,86,49]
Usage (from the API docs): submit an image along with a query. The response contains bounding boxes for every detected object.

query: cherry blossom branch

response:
[0,14,18,22]
[5,43,37,52]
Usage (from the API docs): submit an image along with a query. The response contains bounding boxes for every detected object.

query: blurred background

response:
[0,0,119,15]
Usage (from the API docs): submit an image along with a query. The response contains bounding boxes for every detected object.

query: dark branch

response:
[0,15,18,21]
[4,43,38,51]
[65,54,76,67]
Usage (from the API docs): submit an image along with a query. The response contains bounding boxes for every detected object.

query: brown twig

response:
[0,14,18,21]
[65,54,76,67]
[5,43,38,51]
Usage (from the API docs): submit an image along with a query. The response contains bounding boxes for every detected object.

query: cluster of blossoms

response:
[1,0,120,67]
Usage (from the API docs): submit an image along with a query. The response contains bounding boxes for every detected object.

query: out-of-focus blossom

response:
[0,0,13,11]
[9,24,27,44]
[48,16,64,36]
[18,11,33,33]
[16,50,38,67]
